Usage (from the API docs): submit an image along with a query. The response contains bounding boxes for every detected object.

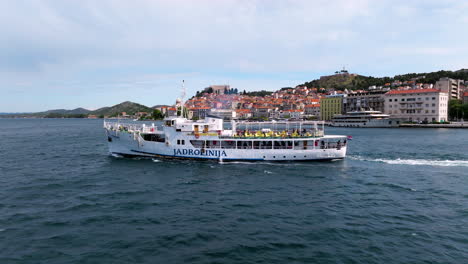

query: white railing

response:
[104,121,159,134]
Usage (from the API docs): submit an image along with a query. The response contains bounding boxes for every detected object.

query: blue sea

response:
[1,119,467,263]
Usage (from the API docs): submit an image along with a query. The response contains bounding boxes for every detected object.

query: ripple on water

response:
[1,120,468,264]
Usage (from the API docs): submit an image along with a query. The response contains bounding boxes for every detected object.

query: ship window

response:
[254,141,272,149]
[177,139,180,145]
[221,140,236,149]
[206,141,220,149]
[273,141,293,149]
[182,140,185,145]
[190,140,204,148]
[142,134,165,143]
[237,141,252,149]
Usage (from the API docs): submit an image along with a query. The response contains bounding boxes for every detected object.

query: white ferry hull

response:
[330,119,399,128]
[106,129,347,161]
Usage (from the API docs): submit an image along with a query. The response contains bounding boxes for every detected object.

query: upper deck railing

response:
[104,119,326,138]
[104,121,160,134]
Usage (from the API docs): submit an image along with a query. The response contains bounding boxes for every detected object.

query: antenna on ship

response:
[181,80,186,118]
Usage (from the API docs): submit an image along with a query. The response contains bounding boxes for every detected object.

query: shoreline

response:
[399,123,468,129]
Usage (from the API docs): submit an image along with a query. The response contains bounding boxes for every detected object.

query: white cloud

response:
[0,0,468,111]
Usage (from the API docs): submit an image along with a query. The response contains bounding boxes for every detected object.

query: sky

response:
[1,0,468,112]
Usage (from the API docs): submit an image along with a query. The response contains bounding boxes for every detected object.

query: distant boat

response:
[331,111,400,128]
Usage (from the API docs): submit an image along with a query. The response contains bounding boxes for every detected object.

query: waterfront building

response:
[435,77,464,100]
[384,89,448,122]
[208,109,236,120]
[235,109,252,119]
[253,106,271,119]
[189,107,210,119]
[463,91,468,104]
[304,104,320,117]
[283,109,304,119]
[167,107,177,117]
[320,94,345,121]
[344,91,386,113]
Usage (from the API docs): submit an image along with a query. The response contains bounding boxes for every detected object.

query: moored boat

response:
[330,111,400,128]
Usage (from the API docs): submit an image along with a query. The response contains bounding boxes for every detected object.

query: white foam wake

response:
[350,156,468,167]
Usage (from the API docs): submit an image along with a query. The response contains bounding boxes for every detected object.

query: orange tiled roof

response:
[386,89,440,95]
[236,109,251,113]
[189,107,211,110]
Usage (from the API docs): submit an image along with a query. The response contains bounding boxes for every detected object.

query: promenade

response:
[400,122,468,128]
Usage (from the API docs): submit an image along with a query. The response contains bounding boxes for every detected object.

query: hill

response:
[90,101,153,117]
[42,108,91,115]
[0,102,153,118]
[152,104,170,109]
[301,69,468,91]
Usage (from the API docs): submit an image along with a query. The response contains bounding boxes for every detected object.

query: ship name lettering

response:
[173,149,227,157]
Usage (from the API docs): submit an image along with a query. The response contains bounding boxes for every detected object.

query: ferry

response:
[330,111,400,128]
[104,116,349,161]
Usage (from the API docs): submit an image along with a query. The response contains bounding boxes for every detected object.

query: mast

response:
[180,80,186,118]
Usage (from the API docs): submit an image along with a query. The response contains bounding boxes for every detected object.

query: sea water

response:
[0,119,467,263]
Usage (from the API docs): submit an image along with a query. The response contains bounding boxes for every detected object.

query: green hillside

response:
[301,69,468,91]
[90,101,153,117]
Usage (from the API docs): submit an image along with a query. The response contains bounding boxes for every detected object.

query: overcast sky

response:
[1,0,468,111]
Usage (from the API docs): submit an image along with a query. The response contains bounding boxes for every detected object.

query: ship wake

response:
[350,156,468,167]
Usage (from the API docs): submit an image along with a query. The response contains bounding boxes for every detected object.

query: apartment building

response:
[435,77,463,100]
[344,90,386,113]
[384,89,448,122]
[320,94,345,121]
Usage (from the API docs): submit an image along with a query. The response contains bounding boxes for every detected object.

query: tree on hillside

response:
[152,109,164,120]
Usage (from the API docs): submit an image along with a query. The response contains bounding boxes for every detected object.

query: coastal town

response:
[4,70,468,125]
[149,70,468,124]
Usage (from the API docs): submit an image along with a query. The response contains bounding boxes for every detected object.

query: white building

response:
[208,109,236,120]
[384,89,448,122]
[304,104,321,117]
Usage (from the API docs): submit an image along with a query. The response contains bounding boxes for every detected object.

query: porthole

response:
[273,156,276,158]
